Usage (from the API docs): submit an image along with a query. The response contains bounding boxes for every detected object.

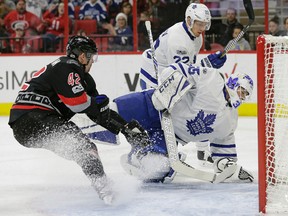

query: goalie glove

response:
[200,51,227,69]
[121,120,151,148]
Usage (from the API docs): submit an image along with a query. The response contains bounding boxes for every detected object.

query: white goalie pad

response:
[152,70,193,112]
[71,114,120,145]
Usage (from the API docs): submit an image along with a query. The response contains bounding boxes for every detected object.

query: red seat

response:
[94,35,109,52]
[74,20,97,35]
[210,43,224,51]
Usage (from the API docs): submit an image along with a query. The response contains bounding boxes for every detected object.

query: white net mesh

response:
[263,35,288,213]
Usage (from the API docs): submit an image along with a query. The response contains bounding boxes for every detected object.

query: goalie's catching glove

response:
[121,120,151,148]
[201,51,227,69]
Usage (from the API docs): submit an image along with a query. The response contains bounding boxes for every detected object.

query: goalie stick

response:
[145,21,236,183]
[221,0,255,57]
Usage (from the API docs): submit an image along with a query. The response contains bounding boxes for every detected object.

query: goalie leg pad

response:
[152,70,193,111]
[121,152,171,182]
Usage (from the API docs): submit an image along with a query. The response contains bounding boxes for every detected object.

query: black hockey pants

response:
[10,110,105,178]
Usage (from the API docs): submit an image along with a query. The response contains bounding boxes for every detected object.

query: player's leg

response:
[195,140,214,166]
[11,110,114,204]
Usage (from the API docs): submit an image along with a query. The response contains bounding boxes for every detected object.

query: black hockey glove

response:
[121,119,151,148]
[96,94,110,124]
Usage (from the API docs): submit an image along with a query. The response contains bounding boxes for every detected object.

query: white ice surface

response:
[0,116,259,216]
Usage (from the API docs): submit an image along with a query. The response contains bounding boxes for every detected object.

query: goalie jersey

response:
[114,63,238,159]
[166,64,238,145]
[140,22,203,88]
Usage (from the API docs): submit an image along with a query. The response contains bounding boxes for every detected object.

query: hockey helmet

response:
[185,3,211,31]
[66,36,98,62]
[225,73,254,109]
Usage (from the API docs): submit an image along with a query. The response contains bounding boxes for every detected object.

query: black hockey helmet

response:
[66,36,98,61]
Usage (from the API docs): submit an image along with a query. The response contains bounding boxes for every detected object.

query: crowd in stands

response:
[0,0,286,54]
[0,0,192,53]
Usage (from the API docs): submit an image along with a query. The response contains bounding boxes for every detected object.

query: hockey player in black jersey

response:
[8,36,149,205]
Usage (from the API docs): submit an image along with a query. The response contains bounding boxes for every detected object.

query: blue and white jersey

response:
[79,0,108,22]
[140,22,202,89]
[163,63,238,147]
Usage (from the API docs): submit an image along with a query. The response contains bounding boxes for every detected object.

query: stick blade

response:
[145,21,151,31]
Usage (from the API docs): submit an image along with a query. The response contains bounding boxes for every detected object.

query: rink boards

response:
[0,53,257,116]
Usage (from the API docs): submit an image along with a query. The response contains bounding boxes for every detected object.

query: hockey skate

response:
[91,175,115,205]
[214,158,254,183]
[197,150,214,168]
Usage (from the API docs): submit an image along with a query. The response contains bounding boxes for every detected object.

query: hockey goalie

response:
[78,62,254,183]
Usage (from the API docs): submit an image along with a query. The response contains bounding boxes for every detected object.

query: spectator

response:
[46,0,75,20]
[9,22,31,53]
[269,16,285,36]
[0,24,11,53]
[79,0,114,34]
[282,17,288,36]
[228,24,251,50]
[77,29,87,36]
[25,0,48,19]
[108,12,133,51]
[4,0,43,36]
[137,11,149,51]
[69,0,86,7]
[4,0,41,34]
[218,8,243,46]
[0,0,15,21]
[120,2,132,29]
[147,0,168,39]
[42,2,72,52]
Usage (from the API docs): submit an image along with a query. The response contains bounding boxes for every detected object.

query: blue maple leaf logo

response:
[186,110,216,136]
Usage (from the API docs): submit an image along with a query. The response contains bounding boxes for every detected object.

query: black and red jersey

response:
[9,56,102,125]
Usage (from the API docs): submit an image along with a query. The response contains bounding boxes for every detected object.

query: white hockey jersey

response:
[140,22,203,88]
[161,63,238,147]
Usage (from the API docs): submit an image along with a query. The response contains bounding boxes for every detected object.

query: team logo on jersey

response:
[176,50,187,55]
[186,110,216,136]
[72,84,84,94]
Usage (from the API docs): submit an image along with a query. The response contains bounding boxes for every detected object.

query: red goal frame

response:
[257,35,277,214]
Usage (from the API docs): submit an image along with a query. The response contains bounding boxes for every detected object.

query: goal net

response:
[257,35,288,214]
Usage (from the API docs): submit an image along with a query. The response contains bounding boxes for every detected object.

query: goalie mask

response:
[66,36,98,63]
[185,3,211,31]
[225,73,254,109]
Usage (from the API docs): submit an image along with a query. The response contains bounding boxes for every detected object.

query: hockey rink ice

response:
[0,116,259,216]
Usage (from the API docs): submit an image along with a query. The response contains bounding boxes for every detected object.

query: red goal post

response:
[257,35,288,214]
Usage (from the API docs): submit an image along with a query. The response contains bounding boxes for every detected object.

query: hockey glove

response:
[96,94,110,124]
[121,119,151,148]
[200,51,227,69]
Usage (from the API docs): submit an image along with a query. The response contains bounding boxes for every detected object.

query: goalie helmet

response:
[66,36,98,62]
[185,3,211,31]
[225,73,254,109]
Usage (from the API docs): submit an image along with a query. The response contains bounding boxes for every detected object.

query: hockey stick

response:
[145,21,236,183]
[145,21,159,82]
[221,0,255,56]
